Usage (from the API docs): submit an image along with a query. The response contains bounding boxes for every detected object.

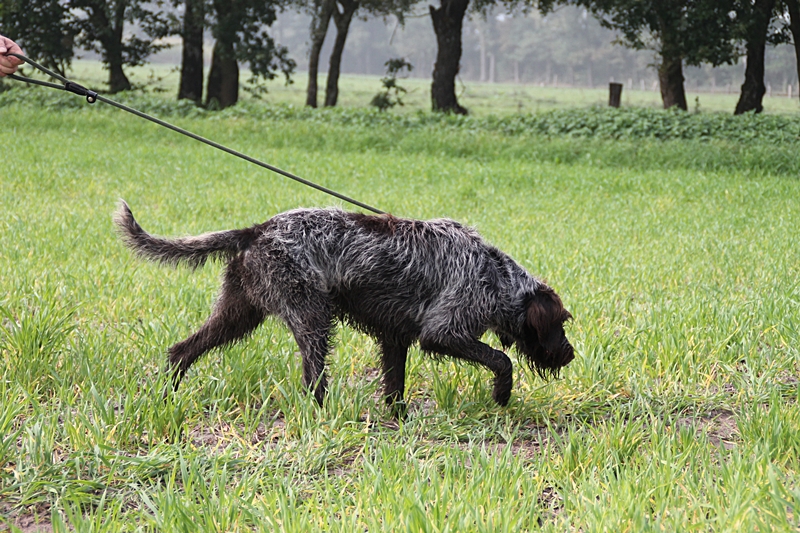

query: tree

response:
[177,0,205,103]
[427,0,566,114]
[782,0,800,103]
[71,0,175,93]
[322,0,424,108]
[734,0,782,114]
[566,0,739,110]
[298,0,418,108]
[323,0,360,106]
[0,0,75,76]
[204,0,295,109]
[429,0,471,113]
[304,0,337,107]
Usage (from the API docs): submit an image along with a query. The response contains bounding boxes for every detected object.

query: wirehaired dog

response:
[115,202,574,413]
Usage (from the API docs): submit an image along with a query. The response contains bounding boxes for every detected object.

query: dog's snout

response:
[557,339,575,366]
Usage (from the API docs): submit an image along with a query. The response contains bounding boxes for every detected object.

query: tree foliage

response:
[295,0,419,108]
[0,0,175,91]
[71,0,176,92]
[0,0,74,76]
[564,0,738,64]
[205,0,295,109]
[554,0,741,109]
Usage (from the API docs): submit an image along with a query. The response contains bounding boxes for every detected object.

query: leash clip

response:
[64,81,98,104]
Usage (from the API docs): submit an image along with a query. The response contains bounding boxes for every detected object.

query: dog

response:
[115,202,574,413]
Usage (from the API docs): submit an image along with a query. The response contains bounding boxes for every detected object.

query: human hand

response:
[0,36,24,77]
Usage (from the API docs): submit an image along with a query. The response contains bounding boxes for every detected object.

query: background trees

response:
[734,0,782,114]
[303,0,337,107]
[1,0,799,114]
[71,0,175,93]
[177,0,204,103]
[564,0,740,110]
[298,0,418,108]
[0,0,173,93]
[429,0,471,113]
[0,0,74,77]
[781,0,800,103]
[204,0,295,109]
[0,0,292,104]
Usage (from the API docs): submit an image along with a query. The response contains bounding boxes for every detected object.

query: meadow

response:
[35,59,800,116]
[1,78,800,531]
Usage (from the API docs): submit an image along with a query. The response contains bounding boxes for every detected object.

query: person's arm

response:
[0,36,23,77]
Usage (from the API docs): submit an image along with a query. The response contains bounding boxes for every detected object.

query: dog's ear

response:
[526,286,571,336]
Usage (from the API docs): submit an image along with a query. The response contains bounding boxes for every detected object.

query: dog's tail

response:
[114,201,258,269]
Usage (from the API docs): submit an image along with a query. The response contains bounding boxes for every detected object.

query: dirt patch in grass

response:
[188,415,286,451]
[676,409,738,450]
[537,485,565,523]
[451,425,552,462]
[1,503,53,533]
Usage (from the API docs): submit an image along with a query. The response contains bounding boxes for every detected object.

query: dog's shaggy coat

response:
[115,202,574,411]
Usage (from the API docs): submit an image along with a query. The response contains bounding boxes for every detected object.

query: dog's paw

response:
[492,387,511,407]
[388,399,408,420]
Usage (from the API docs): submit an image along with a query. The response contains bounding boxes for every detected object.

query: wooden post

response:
[609,82,623,107]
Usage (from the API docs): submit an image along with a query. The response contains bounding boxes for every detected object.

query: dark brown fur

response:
[115,202,575,415]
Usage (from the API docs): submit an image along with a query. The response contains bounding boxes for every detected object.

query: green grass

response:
[1,95,800,531]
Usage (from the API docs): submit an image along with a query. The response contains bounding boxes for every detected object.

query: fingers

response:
[0,36,23,77]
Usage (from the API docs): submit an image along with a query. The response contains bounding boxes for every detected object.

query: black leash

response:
[5,53,385,215]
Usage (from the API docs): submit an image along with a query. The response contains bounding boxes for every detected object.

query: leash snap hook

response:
[64,81,98,104]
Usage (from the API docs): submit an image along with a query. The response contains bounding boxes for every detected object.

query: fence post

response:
[609,82,623,108]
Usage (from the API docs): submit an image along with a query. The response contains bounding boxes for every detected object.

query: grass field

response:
[1,87,800,531]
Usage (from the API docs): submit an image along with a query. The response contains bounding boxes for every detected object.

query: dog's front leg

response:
[380,339,411,418]
[420,337,513,406]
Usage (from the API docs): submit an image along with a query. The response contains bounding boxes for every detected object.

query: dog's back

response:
[248,208,538,341]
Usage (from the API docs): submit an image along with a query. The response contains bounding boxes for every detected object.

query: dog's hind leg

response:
[419,337,513,406]
[280,295,334,406]
[379,338,411,418]
[167,260,265,389]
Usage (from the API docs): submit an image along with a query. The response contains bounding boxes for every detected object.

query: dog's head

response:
[502,286,574,378]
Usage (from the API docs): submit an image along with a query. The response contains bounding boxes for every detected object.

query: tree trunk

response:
[306,0,336,108]
[107,0,131,93]
[785,0,800,104]
[108,57,131,93]
[654,8,687,110]
[178,0,205,103]
[478,27,486,82]
[205,39,239,109]
[78,0,131,92]
[658,53,686,110]
[734,0,777,114]
[324,0,359,107]
[429,0,469,114]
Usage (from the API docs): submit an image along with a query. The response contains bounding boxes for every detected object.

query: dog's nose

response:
[562,342,575,365]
